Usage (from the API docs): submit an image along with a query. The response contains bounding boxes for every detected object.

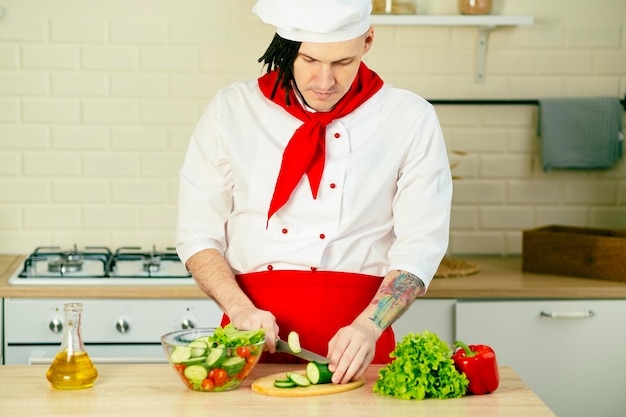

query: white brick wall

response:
[0,0,625,255]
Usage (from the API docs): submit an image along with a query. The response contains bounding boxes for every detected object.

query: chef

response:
[175,0,452,384]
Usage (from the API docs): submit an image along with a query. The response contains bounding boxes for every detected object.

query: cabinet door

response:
[456,300,626,417]
[393,299,455,346]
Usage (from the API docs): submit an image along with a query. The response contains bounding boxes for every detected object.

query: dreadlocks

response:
[258,33,301,106]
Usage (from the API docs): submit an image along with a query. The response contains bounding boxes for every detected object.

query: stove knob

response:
[49,318,63,334]
[181,319,195,329]
[115,319,130,334]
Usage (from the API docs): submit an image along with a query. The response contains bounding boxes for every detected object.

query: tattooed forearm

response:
[369,270,426,330]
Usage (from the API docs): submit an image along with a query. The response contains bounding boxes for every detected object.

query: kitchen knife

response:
[275,339,329,364]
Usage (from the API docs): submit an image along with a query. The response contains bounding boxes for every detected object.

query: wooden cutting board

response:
[251,370,366,397]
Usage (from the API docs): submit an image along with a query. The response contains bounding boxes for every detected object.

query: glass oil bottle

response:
[46,303,98,390]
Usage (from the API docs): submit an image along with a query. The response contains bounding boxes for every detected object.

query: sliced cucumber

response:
[187,340,208,357]
[221,356,246,376]
[306,361,333,384]
[193,336,211,345]
[169,345,192,363]
[183,364,208,381]
[274,379,297,389]
[287,331,301,353]
[286,372,310,387]
[181,356,207,365]
[205,347,226,369]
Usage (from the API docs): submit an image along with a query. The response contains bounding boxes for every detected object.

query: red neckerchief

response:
[258,62,384,225]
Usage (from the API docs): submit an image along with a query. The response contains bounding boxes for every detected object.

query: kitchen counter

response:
[0,363,555,417]
[2,254,626,299]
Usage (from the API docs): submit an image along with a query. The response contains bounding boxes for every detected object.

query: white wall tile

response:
[23,152,81,176]
[0,72,48,96]
[23,206,82,229]
[22,45,78,69]
[81,46,138,70]
[53,180,109,203]
[0,179,50,202]
[0,126,48,149]
[51,126,108,149]
[23,99,79,123]
[0,207,20,229]
[50,19,107,43]
[0,99,19,122]
[0,45,19,68]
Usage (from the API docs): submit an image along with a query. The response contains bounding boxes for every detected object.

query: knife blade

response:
[275,339,329,364]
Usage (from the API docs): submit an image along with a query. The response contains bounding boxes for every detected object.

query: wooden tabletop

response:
[0,364,556,417]
[2,254,626,299]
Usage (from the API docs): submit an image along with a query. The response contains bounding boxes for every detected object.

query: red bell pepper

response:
[452,341,499,395]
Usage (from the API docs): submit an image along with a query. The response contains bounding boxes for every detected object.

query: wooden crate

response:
[522,225,626,282]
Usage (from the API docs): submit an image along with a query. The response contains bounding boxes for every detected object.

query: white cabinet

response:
[392,299,456,346]
[455,300,626,417]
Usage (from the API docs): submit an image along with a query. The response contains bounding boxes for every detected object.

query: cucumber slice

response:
[274,379,297,389]
[187,340,208,357]
[193,336,211,344]
[286,372,310,387]
[181,356,207,365]
[221,356,246,376]
[183,364,208,381]
[306,361,333,384]
[170,345,192,363]
[205,347,226,369]
[287,331,301,353]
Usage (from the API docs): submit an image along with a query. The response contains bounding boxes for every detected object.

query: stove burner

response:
[46,246,86,274]
[48,259,84,274]
[143,257,162,273]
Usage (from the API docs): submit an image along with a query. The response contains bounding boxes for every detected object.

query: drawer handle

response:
[540,310,595,319]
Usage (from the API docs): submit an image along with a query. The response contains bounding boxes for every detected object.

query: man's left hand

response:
[326,319,381,384]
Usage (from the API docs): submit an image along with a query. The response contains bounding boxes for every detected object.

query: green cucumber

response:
[273,379,297,389]
[287,331,301,353]
[187,340,208,357]
[193,336,211,345]
[169,345,192,363]
[221,356,246,376]
[286,372,310,387]
[181,356,207,365]
[306,361,333,384]
[183,364,208,381]
[205,347,226,368]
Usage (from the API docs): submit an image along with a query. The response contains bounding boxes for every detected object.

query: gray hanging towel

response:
[538,97,623,172]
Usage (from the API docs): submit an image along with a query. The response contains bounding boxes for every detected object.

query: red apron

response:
[220,270,395,365]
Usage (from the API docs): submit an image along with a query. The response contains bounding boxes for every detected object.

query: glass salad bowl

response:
[161,326,265,392]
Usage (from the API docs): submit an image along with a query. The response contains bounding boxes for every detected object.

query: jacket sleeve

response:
[176,94,232,266]
[387,104,453,289]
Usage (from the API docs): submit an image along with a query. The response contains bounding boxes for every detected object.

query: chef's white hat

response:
[252,0,372,43]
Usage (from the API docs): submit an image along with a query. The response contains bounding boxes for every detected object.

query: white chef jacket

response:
[176,79,452,289]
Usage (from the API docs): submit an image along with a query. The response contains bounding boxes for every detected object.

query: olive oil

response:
[46,351,98,390]
[46,303,98,390]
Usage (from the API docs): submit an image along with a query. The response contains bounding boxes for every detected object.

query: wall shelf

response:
[370,14,533,26]
[370,14,535,82]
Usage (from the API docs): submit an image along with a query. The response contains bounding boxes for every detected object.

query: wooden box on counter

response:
[522,225,626,282]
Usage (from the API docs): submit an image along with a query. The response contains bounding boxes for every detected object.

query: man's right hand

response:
[185,249,280,352]
[228,306,280,353]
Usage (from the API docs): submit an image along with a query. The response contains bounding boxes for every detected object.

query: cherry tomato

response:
[209,368,228,387]
[201,378,215,391]
[174,363,187,374]
[236,346,250,358]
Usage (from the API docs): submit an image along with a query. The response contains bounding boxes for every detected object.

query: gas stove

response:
[8,245,195,286]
